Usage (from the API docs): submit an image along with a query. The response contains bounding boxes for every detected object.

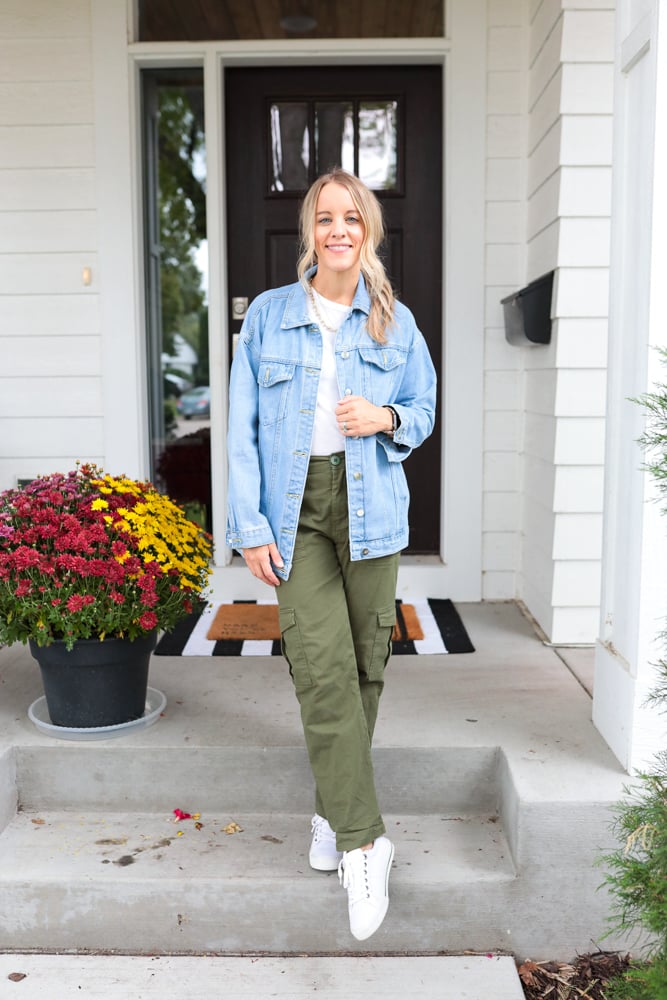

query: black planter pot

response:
[28,631,158,728]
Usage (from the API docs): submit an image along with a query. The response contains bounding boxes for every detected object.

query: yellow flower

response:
[91,498,109,510]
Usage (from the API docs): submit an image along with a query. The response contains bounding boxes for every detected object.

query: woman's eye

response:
[317,217,331,225]
[346,216,359,224]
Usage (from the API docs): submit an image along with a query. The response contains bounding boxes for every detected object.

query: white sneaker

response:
[309,814,343,871]
[338,836,395,941]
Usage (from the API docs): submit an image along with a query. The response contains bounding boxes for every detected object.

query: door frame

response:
[94,0,486,600]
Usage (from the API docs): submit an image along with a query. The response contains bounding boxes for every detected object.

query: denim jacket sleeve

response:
[376,305,437,464]
[225,303,276,552]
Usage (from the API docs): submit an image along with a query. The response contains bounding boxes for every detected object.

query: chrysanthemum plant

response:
[0,463,212,651]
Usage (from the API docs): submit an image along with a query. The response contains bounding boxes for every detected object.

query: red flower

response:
[15,580,32,597]
[138,611,158,631]
[66,594,85,612]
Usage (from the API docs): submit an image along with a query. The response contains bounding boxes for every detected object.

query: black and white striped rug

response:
[154,598,474,657]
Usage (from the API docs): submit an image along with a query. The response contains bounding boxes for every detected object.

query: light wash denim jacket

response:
[226,270,437,581]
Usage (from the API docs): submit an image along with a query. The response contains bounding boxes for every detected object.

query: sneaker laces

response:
[311,814,334,846]
[338,849,371,903]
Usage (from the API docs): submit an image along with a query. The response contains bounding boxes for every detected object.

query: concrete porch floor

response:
[0,601,628,974]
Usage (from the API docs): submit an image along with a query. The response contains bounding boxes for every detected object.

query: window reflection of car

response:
[176,386,211,419]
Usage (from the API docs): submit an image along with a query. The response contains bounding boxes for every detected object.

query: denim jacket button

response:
[341,351,350,359]
[362,548,369,555]
[344,388,352,395]
[353,471,362,480]
[356,508,364,517]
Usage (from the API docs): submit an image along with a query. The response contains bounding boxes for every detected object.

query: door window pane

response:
[315,103,354,176]
[270,103,309,191]
[142,70,211,531]
[270,99,400,193]
[359,102,398,190]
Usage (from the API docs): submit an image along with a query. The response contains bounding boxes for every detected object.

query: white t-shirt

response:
[307,288,350,456]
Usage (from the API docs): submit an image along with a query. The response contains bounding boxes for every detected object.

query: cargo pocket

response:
[368,604,397,681]
[279,606,313,693]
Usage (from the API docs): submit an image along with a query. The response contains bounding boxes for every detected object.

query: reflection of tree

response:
[158,89,206,358]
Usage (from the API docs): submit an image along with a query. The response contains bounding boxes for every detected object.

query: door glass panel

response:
[359,101,398,190]
[142,69,211,532]
[315,102,354,176]
[270,103,309,191]
[270,100,399,193]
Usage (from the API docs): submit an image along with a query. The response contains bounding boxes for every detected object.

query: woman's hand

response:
[242,543,284,587]
[335,396,393,438]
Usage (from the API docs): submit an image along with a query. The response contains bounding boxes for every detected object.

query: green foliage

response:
[157,88,206,357]
[602,756,667,947]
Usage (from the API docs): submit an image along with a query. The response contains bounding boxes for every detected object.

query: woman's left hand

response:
[335,396,393,438]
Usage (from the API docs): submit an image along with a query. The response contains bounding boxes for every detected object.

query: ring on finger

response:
[342,421,348,432]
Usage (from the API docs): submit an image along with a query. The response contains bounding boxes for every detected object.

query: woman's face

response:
[313,182,365,282]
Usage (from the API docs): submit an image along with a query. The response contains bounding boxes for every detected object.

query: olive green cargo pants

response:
[276,454,400,852]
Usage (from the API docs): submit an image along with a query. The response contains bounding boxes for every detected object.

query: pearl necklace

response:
[307,281,350,334]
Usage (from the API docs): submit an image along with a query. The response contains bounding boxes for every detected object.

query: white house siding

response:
[482,0,526,602]
[0,0,102,491]
[519,0,614,643]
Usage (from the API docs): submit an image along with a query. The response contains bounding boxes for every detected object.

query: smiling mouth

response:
[326,244,352,252]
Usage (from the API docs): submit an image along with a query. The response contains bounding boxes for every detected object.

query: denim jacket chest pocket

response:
[358,345,408,403]
[257,360,296,426]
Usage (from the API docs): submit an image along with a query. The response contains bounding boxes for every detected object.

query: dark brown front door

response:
[225,65,442,553]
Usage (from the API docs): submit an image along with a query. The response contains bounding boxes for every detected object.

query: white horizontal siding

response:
[550,606,600,645]
[0,377,103,417]
[554,368,607,416]
[484,409,522,451]
[0,295,99,335]
[0,0,99,494]
[524,368,558,417]
[554,417,606,464]
[487,71,524,113]
[554,318,608,367]
[0,254,98,295]
[0,168,96,209]
[553,512,603,559]
[483,0,527,598]
[0,82,93,125]
[0,417,103,457]
[0,126,95,168]
[553,465,605,511]
[2,335,101,376]
[0,212,97,253]
[523,454,556,508]
[0,0,91,39]
[0,38,92,81]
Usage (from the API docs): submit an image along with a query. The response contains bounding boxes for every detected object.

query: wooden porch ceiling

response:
[138,1,444,42]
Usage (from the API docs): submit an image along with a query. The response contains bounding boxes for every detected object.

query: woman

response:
[226,168,437,941]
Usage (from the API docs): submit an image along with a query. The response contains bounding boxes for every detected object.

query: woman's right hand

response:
[242,543,284,587]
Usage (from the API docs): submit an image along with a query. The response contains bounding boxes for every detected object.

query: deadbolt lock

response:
[232,296,248,321]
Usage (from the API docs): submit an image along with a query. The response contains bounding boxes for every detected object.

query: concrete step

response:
[10,744,502,815]
[0,954,526,1000]
[0,808,516,953]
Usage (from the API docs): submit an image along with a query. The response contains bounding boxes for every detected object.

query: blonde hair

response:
[297,168,395,344]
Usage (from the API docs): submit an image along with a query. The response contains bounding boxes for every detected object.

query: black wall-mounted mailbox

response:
[501,270,554,346]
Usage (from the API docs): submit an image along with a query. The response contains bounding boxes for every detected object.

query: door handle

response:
[232,296,248,321]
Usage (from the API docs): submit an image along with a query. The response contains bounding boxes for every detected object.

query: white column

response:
[593,0,667,771]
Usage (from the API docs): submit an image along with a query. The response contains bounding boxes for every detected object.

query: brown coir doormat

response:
[206,602,424,643]
[154,599,475,656]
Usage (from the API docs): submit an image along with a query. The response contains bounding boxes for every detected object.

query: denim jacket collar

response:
[280,267,371,330]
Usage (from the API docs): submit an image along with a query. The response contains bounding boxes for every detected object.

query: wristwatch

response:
[383,405,400,435]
